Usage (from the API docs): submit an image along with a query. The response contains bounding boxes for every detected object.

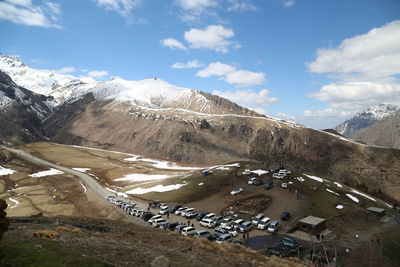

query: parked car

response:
[203,213,216,220]
[152,218,166,227]
[159,205,169,215]
[213,227,229,238]
[216,234,232,244]
[220,217,233,228]
[174,224,187,233]
[194,230,213,240]
[268,220,279,233]
[129,208,138,216]
[212,216,224,226]
[136,210,145,217]
[181,208,195,217]
[221,225,238,237]
[252,213,265,226]
[170,205,182,213]
[238,221,253,233]
[281,182,288,189]
[181,227,196,236]
[142,212,155,221]
[248,177,258,185]
[232,219,244,230]
[253,179,263,186]
[175,207,189,215]
[273,173,284,179]
[281,211,291,221]
[166,222,179,231]
[185,210,199,219]
[226,211,239,219]
[257,217,271,230]
[148,215,163,224]
[267,237,302,257]
[159,221,169,230]
[200,218,216,228]
[264,180,273,190]
[230,188,243,196]
[196,211,210,221]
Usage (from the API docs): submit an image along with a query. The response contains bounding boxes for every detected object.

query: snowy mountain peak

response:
[354,103,398,120]
[0,54,97,104]
[335,103,399,136]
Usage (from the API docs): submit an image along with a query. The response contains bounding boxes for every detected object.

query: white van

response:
[257,217,271,230]
[267,220,279,233]
[200,218,216,228]
[181,227,196,236]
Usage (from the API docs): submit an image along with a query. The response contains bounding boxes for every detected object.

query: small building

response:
[298,216,326,235]
[367,207,385,216]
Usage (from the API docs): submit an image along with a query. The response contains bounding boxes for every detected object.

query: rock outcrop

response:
[0,199,9,241]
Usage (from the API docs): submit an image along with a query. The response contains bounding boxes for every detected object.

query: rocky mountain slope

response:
[351,109,400,149]
[0,71,53,144]
[335,103,398,137]
[1,55,400,202]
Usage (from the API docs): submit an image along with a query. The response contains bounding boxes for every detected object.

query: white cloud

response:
[283,0,295,7]
[227,0,257,12]
[161,38,188,50]
[175,0,217,11]
[212,89,278,113]
[197,61,265,87]
[87,70,109,78]
[308,20,400,78]
[306,20,400,118]
[224,70,265,87]
[56,66,77,74]
[171,60,203,69]
[0,0,61,28]
[184,25,238,53]
[196,62,236,77]
[93,0,142,23]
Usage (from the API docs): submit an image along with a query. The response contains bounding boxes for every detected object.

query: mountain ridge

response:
[335,103,399,137]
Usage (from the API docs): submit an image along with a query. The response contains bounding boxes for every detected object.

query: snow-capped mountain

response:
[0,70,53,143]
[335,103,399,137]
[0,54,96,104]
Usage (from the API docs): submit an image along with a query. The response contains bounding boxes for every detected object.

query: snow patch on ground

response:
[123,156,202,170]
[198,182,204,186]
[326,188,340,196]
[334,182,343,188]
[72,168,91,172]
[115,174,172,182]
[350,189,376,202]
[346,194,360,203]
[0,166,16,176]
[105,187,128,198]
[126,183,187,194]
[304,174,324,183]
[215,166,231,171]
[250,169,269,176]
[336,205,344,209]
[29,168,64,178]
[9,198,20,209]
[79,181,87,193]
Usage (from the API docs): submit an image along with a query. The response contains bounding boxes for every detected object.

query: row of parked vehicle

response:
[106,196,244,244]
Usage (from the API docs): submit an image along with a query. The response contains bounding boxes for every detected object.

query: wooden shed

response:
[298,216,326,235]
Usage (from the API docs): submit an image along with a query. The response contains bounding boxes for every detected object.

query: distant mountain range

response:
[1,54,400,202]
[335,103,399,137]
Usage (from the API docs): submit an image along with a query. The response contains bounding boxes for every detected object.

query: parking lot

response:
[104,168,311,249]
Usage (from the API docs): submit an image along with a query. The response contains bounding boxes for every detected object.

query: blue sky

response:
[0,0,399,129]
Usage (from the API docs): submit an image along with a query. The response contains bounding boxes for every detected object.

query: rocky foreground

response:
[2,216,306,267]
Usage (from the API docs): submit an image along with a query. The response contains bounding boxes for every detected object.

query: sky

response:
[0,0,399,129]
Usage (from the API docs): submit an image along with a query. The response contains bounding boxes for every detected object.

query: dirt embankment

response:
[3,216,307,267]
